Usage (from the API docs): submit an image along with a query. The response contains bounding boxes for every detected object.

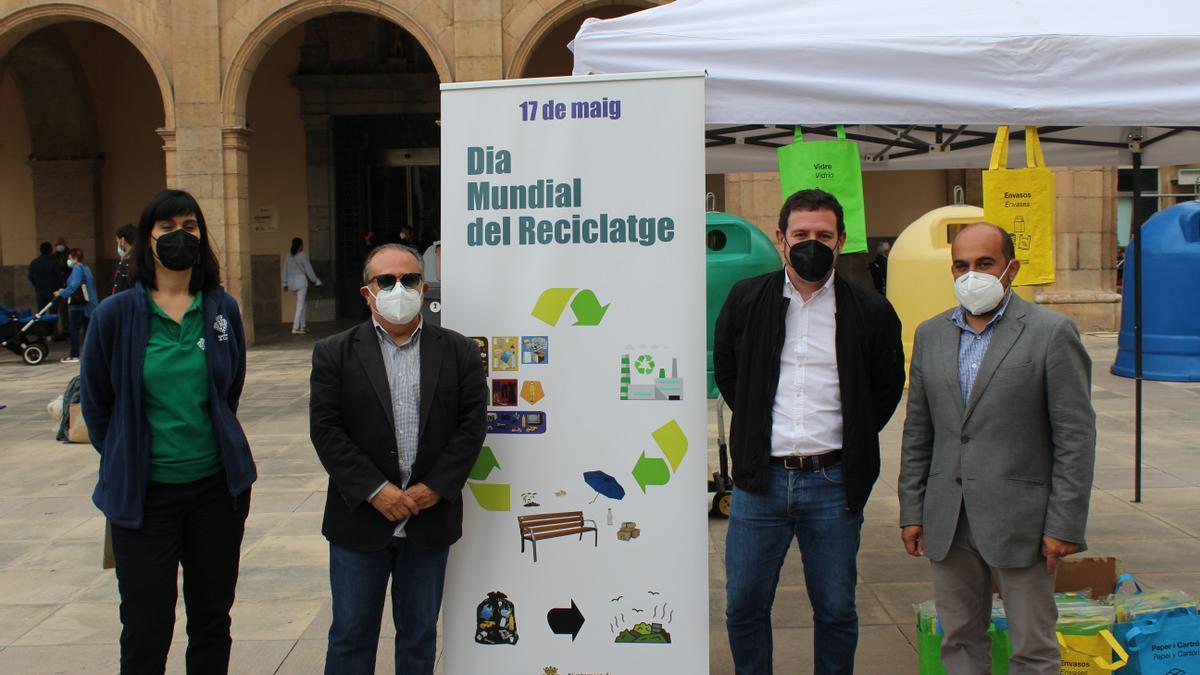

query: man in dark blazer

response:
[714,189,906,675]
[310,244,486,675]
[899,223,1095,674]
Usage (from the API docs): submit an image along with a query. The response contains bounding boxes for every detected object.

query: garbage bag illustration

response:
[475,591,519,645]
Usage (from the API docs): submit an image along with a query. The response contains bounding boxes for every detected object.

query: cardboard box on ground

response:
[992,557,1118,600]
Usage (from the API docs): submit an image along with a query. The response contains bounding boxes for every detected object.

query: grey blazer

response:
[898,294,1096,569]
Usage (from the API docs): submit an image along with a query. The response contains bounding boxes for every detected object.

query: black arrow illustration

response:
[547,600,585,641]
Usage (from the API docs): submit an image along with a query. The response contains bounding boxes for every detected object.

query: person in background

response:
[421,241,441,284]
[868,241,891,295]
[53,238,70,338]
[28,241,61,315]
[54,249,99,363]
[80,188,255,674]
[283,237,322,335]
[420,241,442,327]
[112,224,137,295]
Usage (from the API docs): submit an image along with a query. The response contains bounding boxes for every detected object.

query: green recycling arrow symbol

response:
[630,419,689,493]
[632,451,670,493]
[570,290,609,326]
[469,446,501,481]
[466,446,510,511]
[531,288,611,327]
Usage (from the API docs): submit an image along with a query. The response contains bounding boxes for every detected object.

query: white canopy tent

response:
[570,0,1200,173]
[573,0,1200,499]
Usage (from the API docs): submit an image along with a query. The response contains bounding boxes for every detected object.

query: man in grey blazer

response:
[899,222,1096,674]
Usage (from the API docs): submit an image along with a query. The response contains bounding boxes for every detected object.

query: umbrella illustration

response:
[584,470,626,503]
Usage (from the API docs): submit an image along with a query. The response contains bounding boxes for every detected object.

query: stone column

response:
[726,171,798,268]
[723,172,784,250]
[453,0,503,81]
[157,127,177,188]
[1032,166,1121,331]
[170,0,256,341]
[302,114,336,322]
[28,157,102,264]
[222,126,255,343]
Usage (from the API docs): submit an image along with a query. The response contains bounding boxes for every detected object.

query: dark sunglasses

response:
[368,272,423,291]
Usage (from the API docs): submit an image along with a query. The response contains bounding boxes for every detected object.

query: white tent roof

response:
[571,0,1200,171]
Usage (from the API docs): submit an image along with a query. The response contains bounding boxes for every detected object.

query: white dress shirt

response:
[771,271,843,457]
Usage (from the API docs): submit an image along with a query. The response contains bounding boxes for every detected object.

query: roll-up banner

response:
[440,71,708,675]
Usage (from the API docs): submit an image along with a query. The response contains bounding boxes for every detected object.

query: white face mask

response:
[954,260,1013,315]
[369,285,422,325]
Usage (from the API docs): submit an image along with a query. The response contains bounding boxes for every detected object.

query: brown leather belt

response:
[769,450,843,471]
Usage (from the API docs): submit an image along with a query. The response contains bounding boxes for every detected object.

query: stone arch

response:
[507,0,659,79]
[0,3,175,128]
[221,0,453,128]
[5,27,97,160]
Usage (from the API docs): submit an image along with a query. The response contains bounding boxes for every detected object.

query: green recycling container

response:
[706,212,782,398]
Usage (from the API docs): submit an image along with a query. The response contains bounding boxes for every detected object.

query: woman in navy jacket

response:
[81,189,256,674]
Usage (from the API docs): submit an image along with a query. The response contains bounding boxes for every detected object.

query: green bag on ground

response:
[776,125,868,254]
[916,600,1012,675]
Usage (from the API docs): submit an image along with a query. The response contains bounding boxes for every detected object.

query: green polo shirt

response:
[143,290,223,483]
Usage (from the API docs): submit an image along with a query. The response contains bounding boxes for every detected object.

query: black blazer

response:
[713,270,905,512]
[310,321,487,551]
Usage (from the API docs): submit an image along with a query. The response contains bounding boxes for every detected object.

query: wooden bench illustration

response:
[517,511,598,562]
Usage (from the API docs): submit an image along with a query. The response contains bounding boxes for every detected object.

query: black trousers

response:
[68,307,89,358]
[110,473,251,675]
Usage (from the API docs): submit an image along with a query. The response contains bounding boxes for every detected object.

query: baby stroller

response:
[0,301,57,365]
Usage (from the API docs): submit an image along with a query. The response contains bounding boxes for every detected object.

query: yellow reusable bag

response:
[982,126,1056,285]
[1057,630,1129,674]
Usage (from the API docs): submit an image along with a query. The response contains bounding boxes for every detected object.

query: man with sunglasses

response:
[310,244,487,675]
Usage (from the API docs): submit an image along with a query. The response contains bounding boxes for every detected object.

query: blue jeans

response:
[726,462,864,675]
[326,539,450,675]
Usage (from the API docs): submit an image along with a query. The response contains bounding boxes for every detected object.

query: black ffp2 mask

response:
[788,239,835,282]
[154,230,201,271]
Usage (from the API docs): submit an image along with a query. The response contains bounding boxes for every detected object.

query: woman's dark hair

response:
[291,237,303,255]
[130,189,221,293]
[67,248,84,263]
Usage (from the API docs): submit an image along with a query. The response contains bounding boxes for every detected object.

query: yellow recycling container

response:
[887,205,1034,381]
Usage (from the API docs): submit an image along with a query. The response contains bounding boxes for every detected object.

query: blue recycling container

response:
[706,212,782,397]
[1112,201,1200,381]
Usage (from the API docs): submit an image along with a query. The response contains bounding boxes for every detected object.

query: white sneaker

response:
[291,329,304,335]
[60,357,79,363]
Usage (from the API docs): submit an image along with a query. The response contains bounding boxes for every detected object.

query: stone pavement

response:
[0,329,1197,674]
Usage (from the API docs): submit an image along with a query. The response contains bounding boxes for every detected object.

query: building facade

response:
[0,0,1172,339]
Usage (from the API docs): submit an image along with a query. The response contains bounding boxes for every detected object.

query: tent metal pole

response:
[1131,141,1145,503]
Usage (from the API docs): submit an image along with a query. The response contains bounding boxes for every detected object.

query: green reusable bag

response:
[776,125,868,254]
[916,602,1012,675]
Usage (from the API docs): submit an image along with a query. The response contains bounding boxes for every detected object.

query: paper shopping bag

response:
[982,125,1056,285]
[777,125,868,254]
